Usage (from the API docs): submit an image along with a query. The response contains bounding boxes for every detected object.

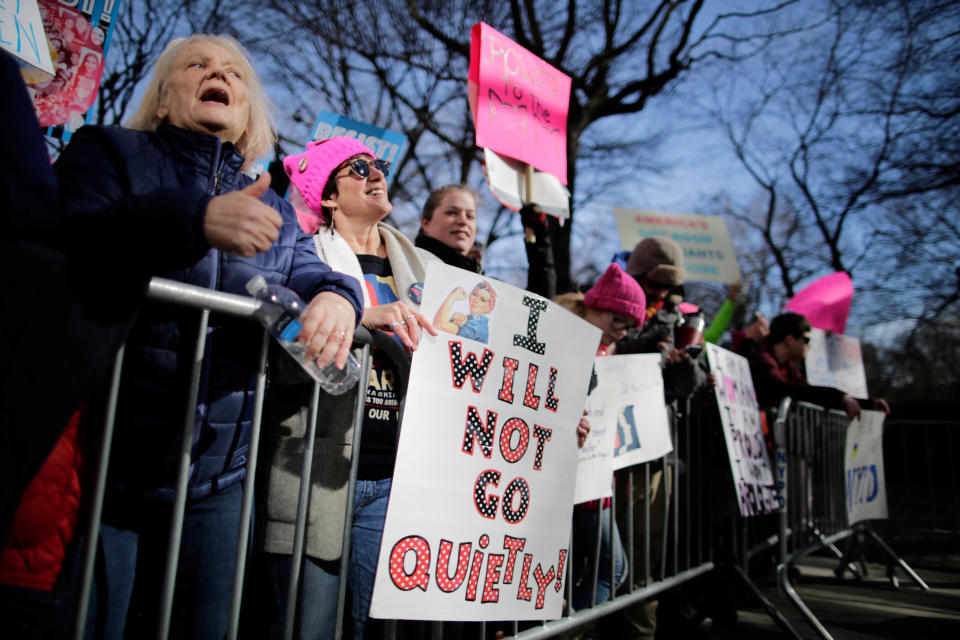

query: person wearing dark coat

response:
[3,36,364,640]
[414,185,556,299]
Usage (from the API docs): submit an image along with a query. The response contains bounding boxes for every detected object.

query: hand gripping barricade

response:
[771,398,929,640]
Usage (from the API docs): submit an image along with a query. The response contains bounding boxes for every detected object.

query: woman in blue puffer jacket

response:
[52,34,363,639]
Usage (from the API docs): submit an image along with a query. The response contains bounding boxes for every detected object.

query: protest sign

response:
[1,0,54,74]
[468,22,571,184]
[785,271,853,334]
[24,0,121,139]
[613,207,741,284]
[706,343,778,517]
[370,261,599,621]
[309,110,407,186]
[805,328,868,399]
[575,354,670,503]
[482,148,570,221]
[844,410,888,524]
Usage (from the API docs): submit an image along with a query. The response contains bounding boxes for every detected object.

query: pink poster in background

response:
[784,271,853,334]
[468,22,571,184]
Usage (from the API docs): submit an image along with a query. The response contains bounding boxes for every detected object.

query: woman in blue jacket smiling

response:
[53,34,363,639]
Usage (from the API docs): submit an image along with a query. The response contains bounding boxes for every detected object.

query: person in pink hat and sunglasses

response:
[257,137,437,639]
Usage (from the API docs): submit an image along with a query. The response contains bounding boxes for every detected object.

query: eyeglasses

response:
[341,157,390,179]
[634,274,672,291]
[796,333,811,344]
[610,315,635,331]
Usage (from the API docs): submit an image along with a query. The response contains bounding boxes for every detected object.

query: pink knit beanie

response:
[283,137,377,234]
[584,263,647,327]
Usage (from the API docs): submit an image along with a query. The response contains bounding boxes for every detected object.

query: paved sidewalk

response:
[707,551,960,639]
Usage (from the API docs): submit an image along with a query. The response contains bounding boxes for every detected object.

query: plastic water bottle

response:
[246,275,360,395]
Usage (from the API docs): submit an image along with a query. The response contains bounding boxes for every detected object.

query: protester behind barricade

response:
[555,263,646,612]
[22,35,364,640]
[415,186,556,299]
[258,137,437,640]
[738,312,889,421]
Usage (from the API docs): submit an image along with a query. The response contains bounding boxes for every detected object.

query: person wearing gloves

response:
[258,136,436,639]
[44,35,364,640]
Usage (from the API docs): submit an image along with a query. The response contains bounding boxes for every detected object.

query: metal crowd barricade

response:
[68,276,803,639]
[68,277,392,640]
[772,398,929,640]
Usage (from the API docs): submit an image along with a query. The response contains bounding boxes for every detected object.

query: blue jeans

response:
[84,482,243,640]
[571,506,627,610]
[269,477,392,640]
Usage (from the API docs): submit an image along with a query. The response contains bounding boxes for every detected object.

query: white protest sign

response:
[844,410,888,524]
[575,354,670,503]
[613,207,741,283]
[483,148,571,220]
[371,261,599,621]
[706,343,778,517]
[0,0,54,74]
[805,328,868,399]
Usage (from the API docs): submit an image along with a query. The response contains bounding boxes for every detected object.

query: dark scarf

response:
[414,232,481,273]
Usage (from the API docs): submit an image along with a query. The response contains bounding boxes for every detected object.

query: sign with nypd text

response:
[370,261,599,620]
[844,410,888,525]
[613,207,741,284]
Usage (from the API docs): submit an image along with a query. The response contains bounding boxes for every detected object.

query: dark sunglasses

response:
[610,315,635,331]
[343,157,390,179]
[634,274,672,291]
[796,333,811,344]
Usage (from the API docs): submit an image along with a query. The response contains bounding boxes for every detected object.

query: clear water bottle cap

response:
[246,275,268,296]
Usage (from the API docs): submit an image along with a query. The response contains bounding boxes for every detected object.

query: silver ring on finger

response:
[404,314,415,320]
[334,330,347,342]
[390,320,402,329]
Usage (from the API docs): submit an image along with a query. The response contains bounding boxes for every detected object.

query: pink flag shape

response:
[784,271,853,334]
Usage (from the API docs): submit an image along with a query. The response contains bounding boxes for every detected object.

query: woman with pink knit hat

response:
[258,136,437,639]
[555,263,646,611]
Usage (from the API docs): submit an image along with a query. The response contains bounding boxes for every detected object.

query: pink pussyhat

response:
[283,137,377,234]
[584,263,647,328]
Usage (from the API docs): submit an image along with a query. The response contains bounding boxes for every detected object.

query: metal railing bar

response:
[158,308,210,640]
[72,346,125,640]
[148,277,258,318]
[226,330,270,640]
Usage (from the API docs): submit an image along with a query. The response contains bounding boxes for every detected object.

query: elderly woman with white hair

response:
[52,34,363,639]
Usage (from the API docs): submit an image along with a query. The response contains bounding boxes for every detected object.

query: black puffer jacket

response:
[54,123,363,501]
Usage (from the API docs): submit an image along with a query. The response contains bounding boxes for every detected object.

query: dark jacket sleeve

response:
[286,224,364,326]
[54,126,212,271]
[749,350,846,410]
[524,235,556,299]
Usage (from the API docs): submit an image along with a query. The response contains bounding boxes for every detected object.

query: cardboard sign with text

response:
[575,354,670,503]
[1,0,54,74]
[805,328,868,399]
[614,207,741,283]
[370,261,599,620]
[310,110,407,187]
[468,22,571,184]
[844,410,888,524]
[706,343,778,517]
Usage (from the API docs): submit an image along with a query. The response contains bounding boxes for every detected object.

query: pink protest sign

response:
[784,271,853,334]
[468,22,571,184]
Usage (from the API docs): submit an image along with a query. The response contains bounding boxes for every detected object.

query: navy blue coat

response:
[54,123,363,500]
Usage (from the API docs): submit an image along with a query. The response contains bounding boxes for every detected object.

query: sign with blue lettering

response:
[1,0,54,74]
[310,111,407,187]
[613,207,741,284]
[844,410,888,524]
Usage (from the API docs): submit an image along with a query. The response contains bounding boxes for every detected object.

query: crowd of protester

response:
[0,33,889,640]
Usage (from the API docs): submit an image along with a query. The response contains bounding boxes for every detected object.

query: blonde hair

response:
[554,292,587,318]
[125,34,274,170]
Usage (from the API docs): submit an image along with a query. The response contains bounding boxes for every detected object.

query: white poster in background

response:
[805,328,869,399]
[370,261,599,621]
[844,410,888,524]
[575,354,671,504]
[705,343,778,517]
[613,207,741,284]
[483,148,571,220]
